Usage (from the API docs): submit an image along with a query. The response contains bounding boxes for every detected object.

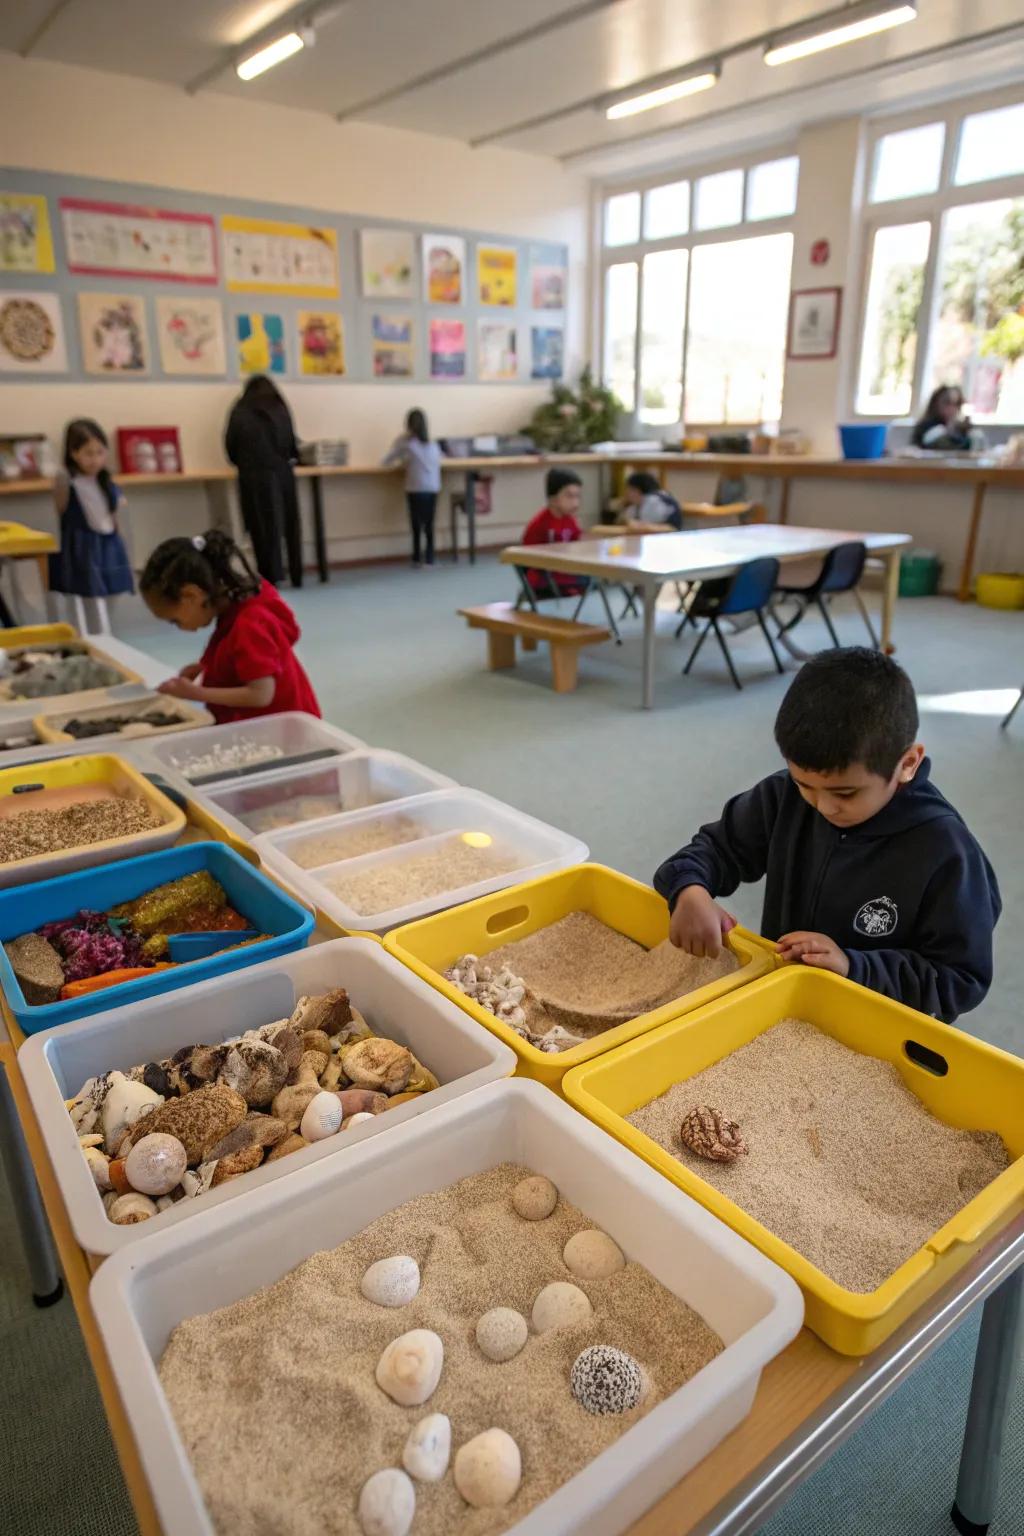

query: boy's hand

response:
[178,663,202,681]
[776,931,850,977]
[669,886,737,958]
[158,676,203,701]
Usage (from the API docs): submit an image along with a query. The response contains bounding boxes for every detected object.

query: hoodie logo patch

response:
[854,896,898,937]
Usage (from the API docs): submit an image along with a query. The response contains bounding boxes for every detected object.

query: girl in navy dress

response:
[49,419,134,632]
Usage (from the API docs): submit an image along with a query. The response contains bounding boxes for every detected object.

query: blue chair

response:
[683,557,783,690]
[774,540,878,649]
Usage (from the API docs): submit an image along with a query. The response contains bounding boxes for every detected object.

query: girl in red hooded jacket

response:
[141,529,320,724]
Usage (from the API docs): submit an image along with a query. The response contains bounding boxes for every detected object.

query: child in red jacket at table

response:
[141,530,320,725]
[522,468,588,597]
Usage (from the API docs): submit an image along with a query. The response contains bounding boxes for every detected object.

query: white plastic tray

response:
[255,788,589,934]
[137,711,366,785]
[18,938,515,1256]
[192,748,456,845]
[90,1078,803,1536]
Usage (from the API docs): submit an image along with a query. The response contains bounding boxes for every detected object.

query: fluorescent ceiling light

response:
[605,69,719,120]
[764,1,916,66]
[236,30,306,81]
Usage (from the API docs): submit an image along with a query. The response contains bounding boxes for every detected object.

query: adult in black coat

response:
[224,376,302,586]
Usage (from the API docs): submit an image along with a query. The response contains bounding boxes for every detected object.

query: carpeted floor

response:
[2,555,1021,1534]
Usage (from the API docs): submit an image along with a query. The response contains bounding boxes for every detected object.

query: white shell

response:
[454,1428,522,1509]
[82,1145,112,1192]
[108,1192,158,1225]
[375,1329,444,1406]
[512,1174,558,1221]
[299,1089,343,1142]
[100,1072,163,1155]
[357,1468,415,1536]
[531,1280,592,1333]
[476,1307,528,1362]
[563,1229,625,1281]
[125,1134,187,1197]
[402,1413,451,1482]
[345,1111,376,1128]
[361,1255,421,1309]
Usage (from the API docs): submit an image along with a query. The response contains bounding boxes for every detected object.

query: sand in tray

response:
[158,1163,724,1536]
[627,1018,1010,1294]
[487,911,739,1039]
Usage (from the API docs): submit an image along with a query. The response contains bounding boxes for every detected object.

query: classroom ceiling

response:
[4,0,1024,174]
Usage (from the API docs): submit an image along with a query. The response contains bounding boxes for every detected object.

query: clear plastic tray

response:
[138,712,365,786]
[255,788,589,934]
[89,1078,803,1536]
[193,749,455,843]
[18,938,515,1255]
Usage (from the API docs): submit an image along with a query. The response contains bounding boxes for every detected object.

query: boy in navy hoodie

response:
[655,648,1000,1022]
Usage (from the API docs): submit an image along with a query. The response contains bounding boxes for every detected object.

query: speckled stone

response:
[570,1345,645,1415]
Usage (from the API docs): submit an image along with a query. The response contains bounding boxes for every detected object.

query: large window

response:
[857,93,1024,422]
[599,154,798,427]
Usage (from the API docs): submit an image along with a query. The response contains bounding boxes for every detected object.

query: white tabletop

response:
[501,524,911,584]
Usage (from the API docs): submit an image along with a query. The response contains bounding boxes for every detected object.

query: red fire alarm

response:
[810,239,830,266]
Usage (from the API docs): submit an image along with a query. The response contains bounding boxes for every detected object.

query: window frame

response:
[851,86,1024,423]
[596,144,799,431]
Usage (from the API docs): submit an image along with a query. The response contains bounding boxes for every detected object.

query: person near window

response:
[622,471,683,530]
[911,386,986,452]
[225,376,302,588]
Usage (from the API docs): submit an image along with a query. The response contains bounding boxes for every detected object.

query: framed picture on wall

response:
[422,234,465,305]
[156,295,226,375]
[787,287,841,360]
[360,228,415,300]
[78,292,149,375]
[0,291,67,373]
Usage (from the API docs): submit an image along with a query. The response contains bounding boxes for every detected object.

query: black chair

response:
[774,541,878,649]
[683,557,783,690]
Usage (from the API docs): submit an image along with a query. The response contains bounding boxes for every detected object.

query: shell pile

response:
[69,988,441,1225]
[444,953,579,1055]
[679,1104,749,1163]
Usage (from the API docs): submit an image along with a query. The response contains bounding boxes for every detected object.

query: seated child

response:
[654,648,1000,1023]
[623,471,683,530]
[522,468,587,597]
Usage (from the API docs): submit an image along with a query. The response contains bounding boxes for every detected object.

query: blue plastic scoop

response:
[166,930,259,961]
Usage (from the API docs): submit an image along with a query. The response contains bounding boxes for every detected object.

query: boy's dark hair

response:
[140,529,260,606]
[546,467,582,498]
[626,471,660,495]
[774,647,919,778]
[64,418,117,512]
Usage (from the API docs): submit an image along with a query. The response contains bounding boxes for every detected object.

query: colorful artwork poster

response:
[0,193,55,274]
[531,260,566,311]
[479,320,518,381]
[422,233,465,305]
[477,244,517,307]
[61,198,217,284]
[236,312,286,376]
[530,325,564,380]
[429,318,466,379]
[0,291,67,373]
[371,313,414,378]
[155,295,226,376]
[360,228,415,300]
[78,292,149,375]
[223,215,339,299]
[298,311,345,376]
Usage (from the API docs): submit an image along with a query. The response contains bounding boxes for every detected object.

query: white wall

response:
[0,52,590,470]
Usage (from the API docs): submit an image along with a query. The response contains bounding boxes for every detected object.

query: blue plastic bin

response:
[0,842,314,1034]
[839,423,887,460]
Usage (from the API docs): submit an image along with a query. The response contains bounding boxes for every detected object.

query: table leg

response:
[35,553,49,597]
[778,478,792,526]
[959,483,986,602]
[514,565,538,612]
[881,550,900,655]
[309,474,329,583]
[642,582,657,710]
[0,1062,62,1306]
[951,1267,1023,1536]
[465,473,477,566]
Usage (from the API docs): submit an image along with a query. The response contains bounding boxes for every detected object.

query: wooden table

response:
[0,520,57,625]
[502,525,912,709]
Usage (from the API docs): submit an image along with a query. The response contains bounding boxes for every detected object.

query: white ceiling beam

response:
[184,0,351,94]
[19,0,77,56]
[333,0,627,122]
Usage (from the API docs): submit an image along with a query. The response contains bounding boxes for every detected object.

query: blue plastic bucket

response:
[839,423,887,460]
[0,842,313,1033]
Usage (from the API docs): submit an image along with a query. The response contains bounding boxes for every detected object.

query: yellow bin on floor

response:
[562,967,1024,1355]
[976,572,1024,610]
[383,863,775,1093]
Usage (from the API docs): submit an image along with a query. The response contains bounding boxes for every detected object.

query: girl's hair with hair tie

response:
[139,528,259,605]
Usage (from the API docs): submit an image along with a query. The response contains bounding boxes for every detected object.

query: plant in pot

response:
[523,368,623,451]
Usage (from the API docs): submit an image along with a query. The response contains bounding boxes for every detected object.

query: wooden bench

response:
[458,602,610,693]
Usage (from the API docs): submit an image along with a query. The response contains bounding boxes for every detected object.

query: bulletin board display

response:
[0,166,568,386]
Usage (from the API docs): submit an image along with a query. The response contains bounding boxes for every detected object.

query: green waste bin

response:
[898,549,941,597]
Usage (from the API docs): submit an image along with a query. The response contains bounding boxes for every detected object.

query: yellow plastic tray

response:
[0,753,186,886]
[384,863,775,1092]
[0,623,77,650]
[0,630,141,706]
[563,967,1024,1355]
[33,694,213,745]
[0,522,57,557]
